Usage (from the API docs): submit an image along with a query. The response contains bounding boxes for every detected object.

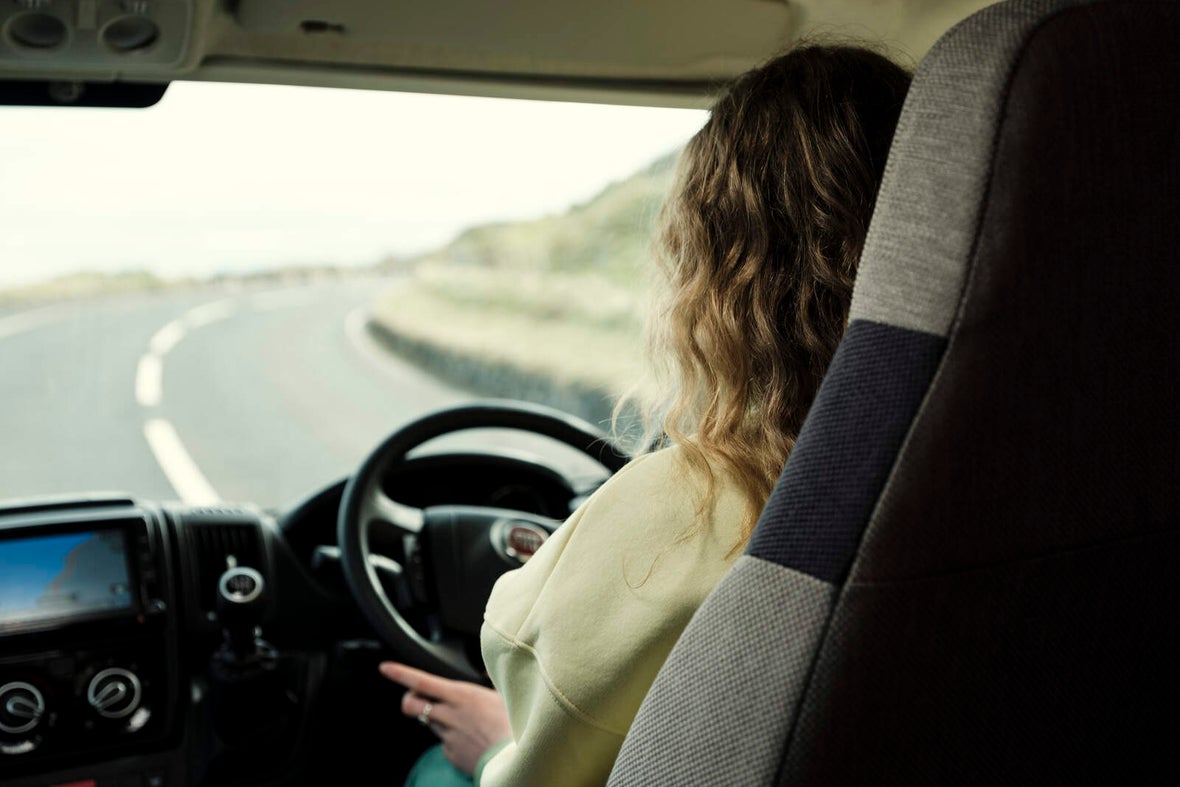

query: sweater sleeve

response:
[476,448,745,787]
[477,618,627,786]
[474,738,511,785]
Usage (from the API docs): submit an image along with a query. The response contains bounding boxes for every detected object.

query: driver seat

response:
[608,0,1180,782]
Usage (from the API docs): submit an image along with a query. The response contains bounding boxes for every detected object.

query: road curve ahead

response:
[0,278,609,513]
[0,279,473,510]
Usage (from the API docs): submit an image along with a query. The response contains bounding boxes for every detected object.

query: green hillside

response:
[370,149,681,424]
[390,151,677,280]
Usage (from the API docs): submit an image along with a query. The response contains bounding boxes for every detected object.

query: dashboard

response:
[0,450,587,787]
[1,499,188,786]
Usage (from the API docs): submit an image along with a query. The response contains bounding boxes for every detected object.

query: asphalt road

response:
[0,279,606,512]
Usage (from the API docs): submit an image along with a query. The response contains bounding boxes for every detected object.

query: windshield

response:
[0,82,706,510]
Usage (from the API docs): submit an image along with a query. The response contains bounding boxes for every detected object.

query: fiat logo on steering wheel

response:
[497,521,548,563]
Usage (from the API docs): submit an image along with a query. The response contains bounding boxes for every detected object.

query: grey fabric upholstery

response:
[607,558,834,786]
[850,0,1086,337]
[610,0,1180,783]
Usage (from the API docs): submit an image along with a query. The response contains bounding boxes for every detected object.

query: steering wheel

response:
[337,400,630,681]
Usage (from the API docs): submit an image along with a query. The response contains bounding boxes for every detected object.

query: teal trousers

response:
[405,744,474,787]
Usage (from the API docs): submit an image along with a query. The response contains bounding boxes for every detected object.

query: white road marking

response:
[136,295,242,501]
[136,297,242,409]
[0,305,67,340]
[344,305,398,376]
[143,418,221,504]
[149,319,186,355]
[136,286,317,504]
[135,354,164,407]
[184,298,237,329]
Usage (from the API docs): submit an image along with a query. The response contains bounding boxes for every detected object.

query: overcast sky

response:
[0,82,707,288]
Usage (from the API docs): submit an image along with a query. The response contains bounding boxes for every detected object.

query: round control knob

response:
[87,668,142,720]
[0,681,45,735]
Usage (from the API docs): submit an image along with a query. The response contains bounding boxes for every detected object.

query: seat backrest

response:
[608,0,1180,783]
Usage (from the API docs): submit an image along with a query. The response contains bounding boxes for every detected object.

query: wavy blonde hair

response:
[624,44,911,550]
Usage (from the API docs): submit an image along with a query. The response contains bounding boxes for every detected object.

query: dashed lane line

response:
[149,318,186,355]
[184,298,237,329]
[137,298,241,503]
[136,287,319,504]
[135,354,164,408]
[143,418,220,505]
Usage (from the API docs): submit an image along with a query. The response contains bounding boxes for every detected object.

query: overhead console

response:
[0,0,193,73]
[0,498,180,780]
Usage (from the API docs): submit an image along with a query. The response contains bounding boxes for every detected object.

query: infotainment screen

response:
[0,529,133,629]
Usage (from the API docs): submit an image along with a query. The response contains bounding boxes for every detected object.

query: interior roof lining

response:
[0,0,1000,106]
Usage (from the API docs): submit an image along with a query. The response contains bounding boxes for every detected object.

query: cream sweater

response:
[478,446,746,786]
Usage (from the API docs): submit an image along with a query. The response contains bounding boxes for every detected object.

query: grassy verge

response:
[369,268,647,427]
[0,270,176,306]
[368,148,678,428]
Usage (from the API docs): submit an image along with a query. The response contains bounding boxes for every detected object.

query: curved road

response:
[0,279,604,512]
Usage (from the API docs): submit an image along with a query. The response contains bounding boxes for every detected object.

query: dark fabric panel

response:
[853,0,1180,583]
[779,531,1180,784]
[747,320,944,582]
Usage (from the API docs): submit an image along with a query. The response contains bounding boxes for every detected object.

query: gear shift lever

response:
[216,563,268,666]
[208,561,287,749]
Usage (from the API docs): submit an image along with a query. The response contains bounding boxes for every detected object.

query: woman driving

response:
[381,43,912,786]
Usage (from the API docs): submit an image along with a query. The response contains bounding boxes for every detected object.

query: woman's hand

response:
[379,661,513,776]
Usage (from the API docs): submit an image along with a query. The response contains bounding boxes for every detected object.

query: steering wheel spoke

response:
[364,488,425,536]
